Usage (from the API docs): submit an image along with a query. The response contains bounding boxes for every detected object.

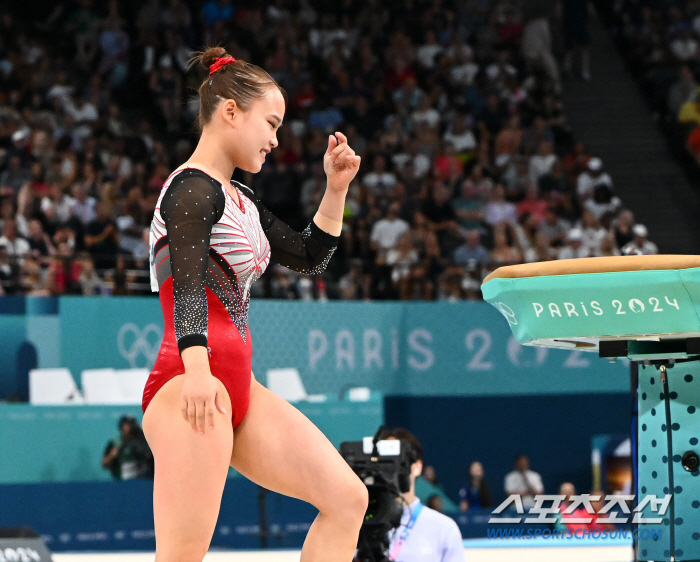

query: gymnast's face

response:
[218,88,285,173]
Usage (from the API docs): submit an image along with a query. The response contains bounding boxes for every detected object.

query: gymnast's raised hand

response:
[324,131,361,191]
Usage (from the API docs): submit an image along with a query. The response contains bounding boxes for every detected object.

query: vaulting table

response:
[482,255,700,562]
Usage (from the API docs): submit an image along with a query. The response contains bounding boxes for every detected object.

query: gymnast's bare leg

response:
[142,373,233,562]
[231,373,368,561]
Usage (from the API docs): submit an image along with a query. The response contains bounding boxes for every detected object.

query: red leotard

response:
[142,167,337,429]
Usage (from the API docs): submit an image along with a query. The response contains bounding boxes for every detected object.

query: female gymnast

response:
[141,47,368,561]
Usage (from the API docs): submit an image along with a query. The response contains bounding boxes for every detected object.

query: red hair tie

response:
[209,56,237,76]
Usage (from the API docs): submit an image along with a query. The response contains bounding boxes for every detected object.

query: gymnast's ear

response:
[219,98,240,128]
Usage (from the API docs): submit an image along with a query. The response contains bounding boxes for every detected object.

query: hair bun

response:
[199,47,228,70]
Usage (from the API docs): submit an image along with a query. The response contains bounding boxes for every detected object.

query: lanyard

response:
[388,501,423,562]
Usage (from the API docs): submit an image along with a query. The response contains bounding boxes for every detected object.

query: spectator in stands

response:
[0,218,30,260]
[622,224,658,255]
[583,183,622,221]
[370,202,409,260]
[0,155,31,196]
[26,219,54,257]
[668,65,698,117]
[484,184,518,226]
[558,228,590,259]
[670,25,698,62]
[458,461,492,512]
[678,88,700,126]
[504,454,544,510]
[362,154,397,200]
[0,0,649,298]
[84,202,119,270]
[422,181,462,257]
[426,495,444,513]
[528,140,559,188]
[518,187,548,224]
[452,179,485,231]
[102,415,154,480]
[578,210,607,256]
[77,252,102,295]
[338,258,368,300]
[490,224,522,265]
[386,234,419,299]
[538,160,574,196]
[0,246,14,294]
[613,209,635,249]
[379,427,464,562]
[554,482,585,531]
[454,230,489,268]
[576,157,613,201]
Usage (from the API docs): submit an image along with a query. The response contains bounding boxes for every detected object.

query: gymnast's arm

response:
[237,183,340,273]
[159,173,225,359]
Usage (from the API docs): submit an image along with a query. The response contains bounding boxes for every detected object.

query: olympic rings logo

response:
[494,302,518,325]
[117,323,163,368]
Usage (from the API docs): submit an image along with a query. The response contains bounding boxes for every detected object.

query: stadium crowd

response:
[0,0,658,300]
[604,0,700,178]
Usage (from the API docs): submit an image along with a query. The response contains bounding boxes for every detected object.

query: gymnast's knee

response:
[320,474,368,525]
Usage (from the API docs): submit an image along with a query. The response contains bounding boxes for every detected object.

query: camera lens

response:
[682,451,699,472]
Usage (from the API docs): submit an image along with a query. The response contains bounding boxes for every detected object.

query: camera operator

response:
[102,415,154,480]
[379,428,464,562]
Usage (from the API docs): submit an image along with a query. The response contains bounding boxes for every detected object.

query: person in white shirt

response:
[528,140,558,187]
[416,30,443,69]
[557,228,591,260]
[411,94,441,130]
[504,454,544,510]
[576,157,613,201]
[370,202,409,257]
[621,224,658,255]
[0,218,31,259]
[380,428,464,562]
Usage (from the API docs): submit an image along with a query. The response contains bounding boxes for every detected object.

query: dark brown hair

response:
[193,47,286,131]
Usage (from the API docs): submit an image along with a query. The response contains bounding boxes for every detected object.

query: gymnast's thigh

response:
[142,374,233,559]
[229,377,367,513]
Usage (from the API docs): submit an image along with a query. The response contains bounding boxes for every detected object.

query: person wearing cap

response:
[576,157,613,201]
[557,227,591,260]
[621,224,658,255]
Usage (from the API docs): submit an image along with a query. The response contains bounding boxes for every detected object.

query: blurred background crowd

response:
[0,0,663,300]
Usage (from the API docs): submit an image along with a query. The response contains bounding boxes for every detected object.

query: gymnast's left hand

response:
[324,131,361,192]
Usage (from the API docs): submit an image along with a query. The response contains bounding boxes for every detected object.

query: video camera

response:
[340,426,416,562]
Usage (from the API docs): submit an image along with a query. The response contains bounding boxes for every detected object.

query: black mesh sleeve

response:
[160,170,225,354]
[235,181,339,274]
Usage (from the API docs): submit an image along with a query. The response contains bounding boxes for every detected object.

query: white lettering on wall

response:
[308,329,327,369]
[466,329,494,371]
[335,329,355,369]
[408,329,434,370]
[363,329,383,368]
[391,329,399,369]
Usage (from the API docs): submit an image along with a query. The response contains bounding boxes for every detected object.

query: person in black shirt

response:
[84,202,119,269]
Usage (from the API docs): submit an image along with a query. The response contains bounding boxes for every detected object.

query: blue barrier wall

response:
[0,398,383,484]
[0,297,629,399]
[384,392,632,506]
[0,479,517,551]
